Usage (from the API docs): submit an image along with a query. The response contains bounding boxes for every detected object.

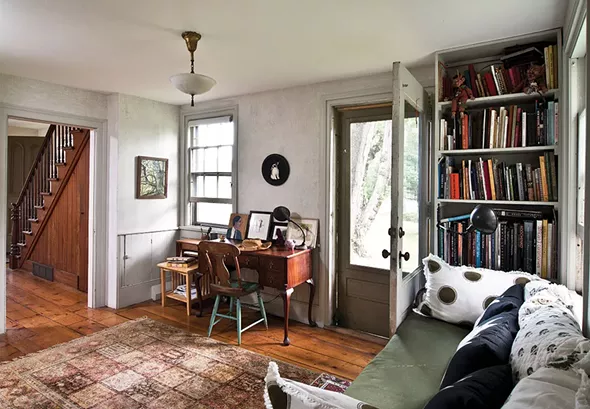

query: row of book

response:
[439,101,558,150]
[438,153,558,202]
[438,44,558,102]
[437,209,557,279]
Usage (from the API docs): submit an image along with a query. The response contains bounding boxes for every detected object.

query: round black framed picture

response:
[261,154,290,186]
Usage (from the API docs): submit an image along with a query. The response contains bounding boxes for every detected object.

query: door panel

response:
[390,62,428,335]
[337,107,392,337]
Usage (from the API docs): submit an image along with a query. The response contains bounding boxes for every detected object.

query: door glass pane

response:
[349,119,392,270]
[402,101,421,272]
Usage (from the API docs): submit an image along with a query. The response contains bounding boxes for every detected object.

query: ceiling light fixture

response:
[170,31,216,106]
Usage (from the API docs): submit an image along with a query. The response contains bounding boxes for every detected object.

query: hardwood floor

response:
[1,268,383,380]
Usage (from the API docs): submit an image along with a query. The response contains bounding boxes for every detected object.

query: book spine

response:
[548,46,554,89]
[536,101,541,146]
[544,47,551,89]
[493,159,503,200]
[539,156,549,201]
[549,152,558,201]
[553,44,559,89]
[500,222,507,270]
[506,105,514,148]
[438,224,444,257]
[522,110,527,147]
[511,106,518,147]
[551,218,558,279]
[548,101,554,145]
[542,219,548,278]
[555,102,559,143]
[491,232,496,269]
[451,173,460,199]
[457,223,463,266]
[525,164,534,201]
[482,159,492,200]
[518,223,525,271]
[475,231,482,268]
[491,66,502,95]
[462,114,468,149]
[524,221,533,273]
[488,159,496,200]
[547,223,553,278]
[534,168,541,201]
[516,163,525,201]
[482,109,487,149]
[490,109,497,148]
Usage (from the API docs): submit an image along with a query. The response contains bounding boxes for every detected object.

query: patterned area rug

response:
[0,317,322,409]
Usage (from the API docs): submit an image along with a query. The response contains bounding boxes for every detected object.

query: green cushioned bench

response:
[345,312,469,409]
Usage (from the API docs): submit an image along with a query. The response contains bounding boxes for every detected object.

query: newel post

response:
[9,203,19,269]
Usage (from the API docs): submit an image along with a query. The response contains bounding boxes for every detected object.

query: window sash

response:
[186,115,235,227]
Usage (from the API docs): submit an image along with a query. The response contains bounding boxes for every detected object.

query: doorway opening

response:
[5,117,91,351]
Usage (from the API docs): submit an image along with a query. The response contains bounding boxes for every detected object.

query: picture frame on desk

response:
[271,223,288,241]
[246,211,273,240]
[287,218,319,248]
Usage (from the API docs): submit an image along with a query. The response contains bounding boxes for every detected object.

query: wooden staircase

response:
[9,124,90,271]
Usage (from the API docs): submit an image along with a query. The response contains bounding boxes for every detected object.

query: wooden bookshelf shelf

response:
[439,145,557,156]
[437,89,558,110]
[437,199,559,207]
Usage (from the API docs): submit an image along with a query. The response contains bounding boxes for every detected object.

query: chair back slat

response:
[198,241,241,288]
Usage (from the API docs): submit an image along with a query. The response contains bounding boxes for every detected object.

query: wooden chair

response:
[199,241,268,345]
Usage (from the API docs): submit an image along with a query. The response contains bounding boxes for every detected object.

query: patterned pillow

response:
[264,362,378,409]
[510,282,590,382]
[415,254,539,325]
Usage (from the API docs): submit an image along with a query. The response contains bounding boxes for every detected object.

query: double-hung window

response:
[187,115,235,226]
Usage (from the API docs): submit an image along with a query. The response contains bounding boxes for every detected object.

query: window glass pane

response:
[204,176,217,198]
[204,147,217,172]
[218,146,232,172]
[218,176,232,199]
[349,119,392,270]
[195,122,234,147]
[194,176,204,197]
[196,202,232,225]
[402,105,421,273]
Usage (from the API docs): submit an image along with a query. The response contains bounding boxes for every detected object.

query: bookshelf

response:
[433,29,563,281]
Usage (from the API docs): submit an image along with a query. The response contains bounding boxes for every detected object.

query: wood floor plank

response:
[1,268,382,380]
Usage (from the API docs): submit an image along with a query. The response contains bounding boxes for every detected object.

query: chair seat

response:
[211,280,260,297]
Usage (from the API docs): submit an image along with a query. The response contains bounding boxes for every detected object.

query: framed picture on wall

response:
[246,211,272,240]
[136,156,168,199]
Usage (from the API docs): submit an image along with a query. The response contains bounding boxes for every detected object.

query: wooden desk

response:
[176,238,316,346]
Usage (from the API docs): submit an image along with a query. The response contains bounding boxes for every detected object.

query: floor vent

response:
[32,262,54,282]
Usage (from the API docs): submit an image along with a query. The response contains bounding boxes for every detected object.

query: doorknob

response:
[399,251,410,261]
[382,249,391,259]
[398,227,405,238]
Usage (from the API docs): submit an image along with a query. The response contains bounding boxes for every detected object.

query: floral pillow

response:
[415,254,540,325]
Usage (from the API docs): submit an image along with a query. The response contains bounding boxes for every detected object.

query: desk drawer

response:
[238,255,258,269]
[259,258,286,288]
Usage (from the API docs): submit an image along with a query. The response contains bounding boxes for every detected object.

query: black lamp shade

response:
[470,205,498,234]
[272,206,291,222]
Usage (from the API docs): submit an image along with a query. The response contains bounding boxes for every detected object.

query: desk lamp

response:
[437,205,498,235]
[272,206,308,249]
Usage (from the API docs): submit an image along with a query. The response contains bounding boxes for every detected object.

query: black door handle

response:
[399,227,405,238]
[382,249,391,259]
[399,251,410,261]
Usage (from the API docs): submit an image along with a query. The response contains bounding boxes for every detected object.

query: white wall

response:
[113,94,181,307]
[181,67,432,325]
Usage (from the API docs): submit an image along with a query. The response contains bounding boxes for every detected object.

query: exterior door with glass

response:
[337,106,393,337]
[388,62,428,335]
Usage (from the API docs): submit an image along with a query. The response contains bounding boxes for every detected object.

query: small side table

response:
[157,262,203,317]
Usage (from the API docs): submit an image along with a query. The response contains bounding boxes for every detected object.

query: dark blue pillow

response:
[440,308,519,388]
[478,283,525,323]
[426,365,513,409]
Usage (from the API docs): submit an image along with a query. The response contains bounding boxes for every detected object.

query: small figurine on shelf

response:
[514,64,548,95]
[451,73,475,118]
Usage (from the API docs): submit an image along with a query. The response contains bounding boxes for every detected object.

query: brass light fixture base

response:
[182,31,201,53]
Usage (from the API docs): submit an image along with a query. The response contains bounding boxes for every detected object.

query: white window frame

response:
[578,109,586,237]
[180,107,238,229]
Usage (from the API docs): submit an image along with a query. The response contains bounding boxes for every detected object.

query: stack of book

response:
[438,44,558,102]
[437,209,557,279]
[439,101,558,150]
[438,153,558,202]
[166,256,197,268]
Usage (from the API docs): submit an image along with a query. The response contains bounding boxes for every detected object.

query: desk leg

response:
[280,288,294,346]
[306,278,317,327]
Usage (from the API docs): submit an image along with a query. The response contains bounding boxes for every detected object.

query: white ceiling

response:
[0,0,568,105]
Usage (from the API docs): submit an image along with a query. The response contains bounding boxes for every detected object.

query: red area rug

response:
[0,317,334,409]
